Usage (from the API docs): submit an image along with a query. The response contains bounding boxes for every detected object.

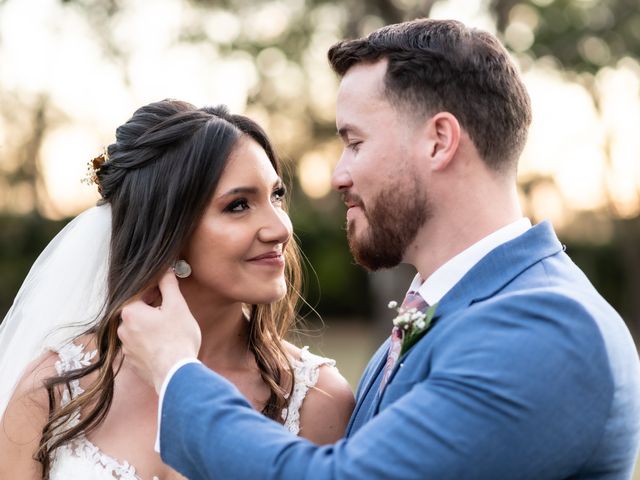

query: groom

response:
[119,19,640,479]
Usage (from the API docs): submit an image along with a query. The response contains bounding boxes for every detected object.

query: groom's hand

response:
[118,269,201,393]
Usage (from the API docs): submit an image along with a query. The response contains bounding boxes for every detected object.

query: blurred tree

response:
[490,0,640,339]
[0,91,68,316]
[0,214,67,317]
[491,0,640,74]
[0,94,56,215]
[1,0,638,344]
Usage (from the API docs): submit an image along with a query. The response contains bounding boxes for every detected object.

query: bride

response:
[0,99,355,479]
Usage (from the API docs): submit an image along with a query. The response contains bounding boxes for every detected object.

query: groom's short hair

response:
[328,18,532,174]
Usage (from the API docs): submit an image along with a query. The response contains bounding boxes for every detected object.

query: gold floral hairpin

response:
[81,146,109,190]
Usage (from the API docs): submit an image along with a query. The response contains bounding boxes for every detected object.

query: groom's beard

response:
[346,176,430,271]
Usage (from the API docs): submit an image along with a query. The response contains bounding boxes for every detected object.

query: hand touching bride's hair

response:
[36,100,302,476]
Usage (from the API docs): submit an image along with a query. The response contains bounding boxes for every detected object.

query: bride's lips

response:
[247,251,285,267]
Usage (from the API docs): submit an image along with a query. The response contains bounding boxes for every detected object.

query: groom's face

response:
[333,60,431,270]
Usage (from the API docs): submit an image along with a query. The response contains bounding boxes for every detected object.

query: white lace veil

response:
[0,204,111,418]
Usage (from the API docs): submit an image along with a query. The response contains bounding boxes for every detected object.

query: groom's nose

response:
[331,152,353,193]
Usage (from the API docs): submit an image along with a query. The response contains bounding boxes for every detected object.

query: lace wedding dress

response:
[48,343,334,480]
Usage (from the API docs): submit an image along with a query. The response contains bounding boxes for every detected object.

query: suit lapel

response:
[371,221,563,413]
[431,221,561,319]
[346,339,390,436]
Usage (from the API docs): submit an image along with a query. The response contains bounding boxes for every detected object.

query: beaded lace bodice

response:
[48,343,334,480]
[282,346,336,434]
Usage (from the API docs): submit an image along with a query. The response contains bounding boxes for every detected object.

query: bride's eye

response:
[272,186,287,205]
[225,198,250,212]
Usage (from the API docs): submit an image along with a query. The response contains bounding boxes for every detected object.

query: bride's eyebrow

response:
[218,187,259,198]
[216,178,283,200]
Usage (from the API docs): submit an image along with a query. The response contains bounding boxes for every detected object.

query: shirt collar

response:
[409,218,532,306]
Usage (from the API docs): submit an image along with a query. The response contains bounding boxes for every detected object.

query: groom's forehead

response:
[337,61,387,101]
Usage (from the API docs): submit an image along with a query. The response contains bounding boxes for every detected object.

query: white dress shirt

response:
[410,217,532,306]
[155,357,201,451]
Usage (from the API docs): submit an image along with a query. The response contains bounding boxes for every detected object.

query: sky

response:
[0,0,638,226]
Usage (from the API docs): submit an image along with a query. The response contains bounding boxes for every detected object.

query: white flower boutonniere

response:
[387,300,438,356]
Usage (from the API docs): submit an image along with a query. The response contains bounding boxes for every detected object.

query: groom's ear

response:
[423,112,460,172]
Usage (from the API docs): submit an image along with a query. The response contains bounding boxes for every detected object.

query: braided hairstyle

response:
[36,100,302,477]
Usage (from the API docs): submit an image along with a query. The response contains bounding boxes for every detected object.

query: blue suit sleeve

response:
[160,292,619,480]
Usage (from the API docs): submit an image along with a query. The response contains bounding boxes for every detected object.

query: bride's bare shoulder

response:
[0,333,100,466]
[3,333,98,418]
[282,340,302,361]
[282,340,355,444]
[7,348,60,409]
[0,349,58,475]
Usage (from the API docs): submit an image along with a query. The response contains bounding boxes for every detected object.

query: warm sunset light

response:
[0,0,638,225]
[2,3,640,476]
[298,150,334,199]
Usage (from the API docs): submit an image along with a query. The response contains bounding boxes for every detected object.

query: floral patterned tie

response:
[379,290,428,393]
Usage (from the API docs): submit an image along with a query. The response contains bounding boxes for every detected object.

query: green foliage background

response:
[1,0,639,346]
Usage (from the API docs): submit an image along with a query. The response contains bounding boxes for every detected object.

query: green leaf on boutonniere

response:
[388,302,438,356]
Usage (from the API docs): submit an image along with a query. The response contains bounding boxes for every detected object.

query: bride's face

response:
[182,136,292,305]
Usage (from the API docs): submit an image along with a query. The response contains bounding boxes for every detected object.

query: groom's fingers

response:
[141,285,161,307]
[119,269,186,327]
[157,268,185,310]
[120,299,153,328]
[118,268,201,390]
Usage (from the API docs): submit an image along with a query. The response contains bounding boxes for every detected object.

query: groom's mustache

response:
[341,191,365,212]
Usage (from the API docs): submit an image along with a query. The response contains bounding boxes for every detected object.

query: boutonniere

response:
[387,301,438,355]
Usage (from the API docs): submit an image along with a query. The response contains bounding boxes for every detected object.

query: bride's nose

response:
[257,205,292,244]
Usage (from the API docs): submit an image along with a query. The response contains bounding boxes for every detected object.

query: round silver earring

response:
[172,259,192,279]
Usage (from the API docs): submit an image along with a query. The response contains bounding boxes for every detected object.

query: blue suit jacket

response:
[160,222,640,479]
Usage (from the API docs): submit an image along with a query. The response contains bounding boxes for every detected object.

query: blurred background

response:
[0,0,639,448]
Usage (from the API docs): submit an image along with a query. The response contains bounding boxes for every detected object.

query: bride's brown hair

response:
[35,100,302,477]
